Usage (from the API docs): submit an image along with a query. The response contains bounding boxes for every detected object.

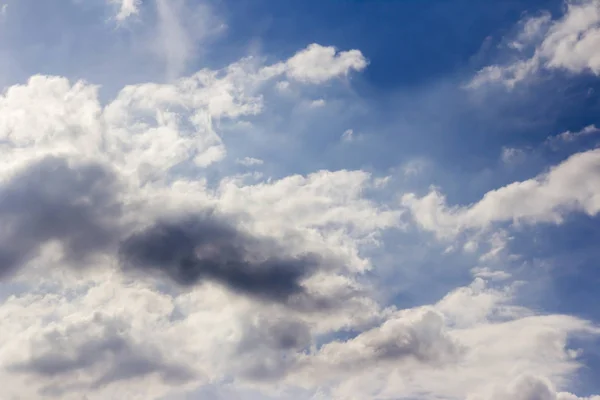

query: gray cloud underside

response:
[8,315,195,395]
[0,156,121,277]
[0,155,325,305]
[119,217,322,303]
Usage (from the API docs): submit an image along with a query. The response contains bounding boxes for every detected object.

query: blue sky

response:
[1,0,600,399]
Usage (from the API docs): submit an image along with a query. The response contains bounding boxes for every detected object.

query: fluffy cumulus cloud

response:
[2,1,600,399]
[261,44,368,85]
[0,39,396,398]
[283,44,368,84]
[469,0,600,88]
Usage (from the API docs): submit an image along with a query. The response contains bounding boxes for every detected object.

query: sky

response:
[1,0,600,399]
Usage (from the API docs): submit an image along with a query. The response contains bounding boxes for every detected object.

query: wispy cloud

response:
[236,157,264,166]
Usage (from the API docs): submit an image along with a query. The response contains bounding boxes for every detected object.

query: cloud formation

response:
[283,44,368,84]
[477,374,600,400]
[2,1,600,399]
[9,313,195,394]
[119,215,322,303]
[403,148,600,239]
[469,0,600,88]
[0,156,121,277]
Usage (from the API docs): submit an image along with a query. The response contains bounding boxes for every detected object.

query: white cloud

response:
[236,157,264,167]
[110,0,141,21]
[137,0,227,80]
[403,148,600,239]
[0,164,395,397]
[273,44,368,84]
[282,279,600,400]
[0,43,368,183]
[275,81,290,91]
[8,264,592,400]
[471,267,511,281]
[469,58,539,89]
[0,71,246,181]
[469,0,600,88]
[472,374,600,400]
[153,0,194,79]
[0,45,405,398]
[6,251,598,399]
[508,12,552,51]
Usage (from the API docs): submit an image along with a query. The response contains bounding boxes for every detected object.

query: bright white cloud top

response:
[1,0,600,399]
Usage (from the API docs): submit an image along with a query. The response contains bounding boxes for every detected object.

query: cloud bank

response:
[1,1,600,399]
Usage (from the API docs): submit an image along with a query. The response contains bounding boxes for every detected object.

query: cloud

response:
[125,0,227,80]
[234,316,312,381]
[3,4,600,398]
[469,58,539,89]
[341,129,355,142]
[475,374,600,400]
[0,41,406,397]
[110,0,141,21]
[545,125,600,148]
[0,156,122,278]
[8,313,195,395]
[236,157,264,166]
[401,158,430,177]
[263,44,367,84]
[279,279,600,400]
[469,0,600,88]
[497,125,599,166]
[0,63,265,181]
[153,0,194,79]
[309,99,326,108]
[308,308,463,373]
[0,153,335,308]
[403,148,600,239]
[287,44,367,83]
[501,146,527,164]
[0,44,388,305]
[119,215,324,304]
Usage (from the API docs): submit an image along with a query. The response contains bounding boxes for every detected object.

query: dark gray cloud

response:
[119,217,322,303]
[8,315,195,395]
[0,156,122,276]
